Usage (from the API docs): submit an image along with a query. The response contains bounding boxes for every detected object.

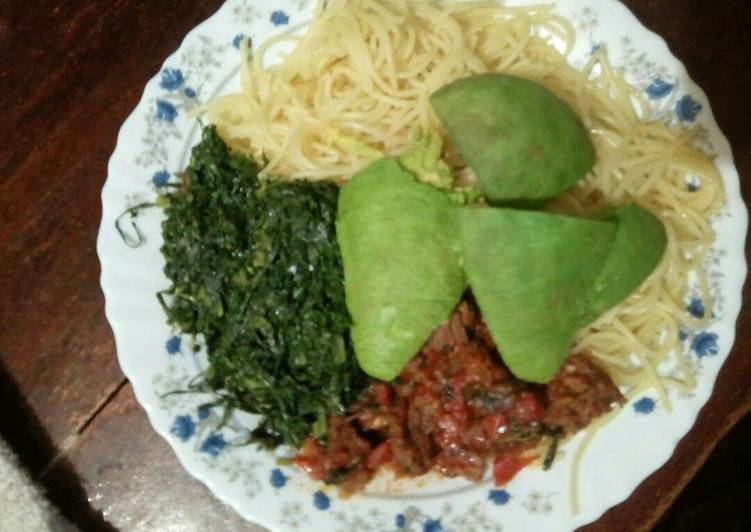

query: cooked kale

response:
[159,125,366,448]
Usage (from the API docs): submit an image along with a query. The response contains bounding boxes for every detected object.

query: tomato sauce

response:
[294,297,623,494]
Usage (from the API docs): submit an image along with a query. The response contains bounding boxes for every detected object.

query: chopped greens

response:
[159,126,365,448]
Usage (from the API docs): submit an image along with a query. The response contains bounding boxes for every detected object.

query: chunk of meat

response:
[425,310,468,351]
[543,354,625,434]
[294,416,375,491]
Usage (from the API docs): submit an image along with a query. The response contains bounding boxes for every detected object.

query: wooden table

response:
[1,1,749,531]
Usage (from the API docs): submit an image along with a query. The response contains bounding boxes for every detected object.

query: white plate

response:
[97,1,747,530]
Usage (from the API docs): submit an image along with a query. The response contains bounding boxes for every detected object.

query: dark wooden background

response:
[1,1,749,531]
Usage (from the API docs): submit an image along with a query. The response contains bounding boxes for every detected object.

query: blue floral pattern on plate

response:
[646,78,674,99]
[152,170,171,187]
[313,490,330,510]
[155,100,178,122]
[488,489,511,505]
[270,10,290,26]
[171,415,196,441]
[165,335,181,354]
[200,433,227,457]
[675,94,703,122]
[687,298,706,318]
[633,397,656,414]
[232,34,246,48]
[692,331,719,358]
[270,468,288,488]
[160,68,185,91]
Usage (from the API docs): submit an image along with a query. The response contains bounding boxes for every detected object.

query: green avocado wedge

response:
[336,159,465,381]
[430,74,594,204]
[589,203,668,315]
[459,208,616,382]
[459,203,666,383]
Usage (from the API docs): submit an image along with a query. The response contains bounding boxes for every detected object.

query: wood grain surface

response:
[0,1,749,531]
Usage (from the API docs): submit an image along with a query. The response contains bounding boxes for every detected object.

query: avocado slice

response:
[430,73,594,204]
[336,158,465,381]
[460,207,616,382]
[459,203,666,382]
[589,203,667,315]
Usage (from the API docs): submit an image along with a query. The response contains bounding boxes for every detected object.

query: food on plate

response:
[203,0,724,422]
[430,73,594,203]
[159,126,366,448]
[149,0,725,501]
[158,120,660,487]
[295,297,624,495]
[337,158,666,383]
[336,158,465,381]
[459,203,666,382]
